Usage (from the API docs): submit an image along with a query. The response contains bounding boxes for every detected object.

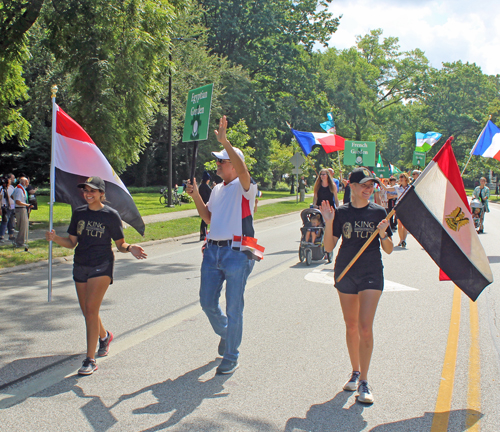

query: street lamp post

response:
[166,36,199,207]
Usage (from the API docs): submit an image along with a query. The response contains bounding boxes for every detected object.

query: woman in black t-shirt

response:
[320,167,393,405]
[313,168,339,209]
[46,176,147,376]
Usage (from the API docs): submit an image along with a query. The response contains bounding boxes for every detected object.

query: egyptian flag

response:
[54,105,145,235]
[291,129,345,156]
[395,137,492,301]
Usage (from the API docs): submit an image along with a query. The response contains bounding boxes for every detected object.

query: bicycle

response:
[159,185,184,206]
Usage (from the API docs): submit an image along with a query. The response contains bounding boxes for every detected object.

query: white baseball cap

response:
[212,147,245,162]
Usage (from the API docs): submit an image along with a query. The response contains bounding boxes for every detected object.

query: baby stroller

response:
[470,198,484,233]
[298,208,333,266]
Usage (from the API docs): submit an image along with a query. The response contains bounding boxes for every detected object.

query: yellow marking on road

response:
[466,299,481,431]
[430,286,461,432]
[0,256,298,409]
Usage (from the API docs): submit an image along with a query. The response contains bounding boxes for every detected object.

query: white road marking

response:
[304,268,418,291]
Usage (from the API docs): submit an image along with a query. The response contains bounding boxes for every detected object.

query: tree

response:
[0,0,42,144]
[40,0,179,171]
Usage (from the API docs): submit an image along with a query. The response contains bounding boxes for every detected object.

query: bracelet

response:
[380,234,387,240]
[126,244,131,252]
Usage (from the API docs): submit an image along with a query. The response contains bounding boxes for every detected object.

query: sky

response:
[326,0,500,76]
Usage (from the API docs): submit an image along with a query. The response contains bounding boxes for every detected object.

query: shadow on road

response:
[284,390,482,432]
[110,359,230,431]
[368,409,482,431]
[284,391,367,431]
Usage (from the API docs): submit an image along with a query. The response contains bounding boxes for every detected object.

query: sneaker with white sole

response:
[97,331,113,357]
[343,371,360,391]
[78,357,98,375]
[216,359,239,374]
[356,380,374,404]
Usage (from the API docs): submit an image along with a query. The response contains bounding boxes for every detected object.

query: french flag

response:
[291,129,345,156]
[54,105,145,235]
[395,138,492,301]
[470,120,500,161]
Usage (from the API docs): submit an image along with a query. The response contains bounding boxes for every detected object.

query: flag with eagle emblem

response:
[394,137,492,301]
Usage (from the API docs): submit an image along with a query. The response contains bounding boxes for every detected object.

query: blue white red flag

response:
[470,120,500,161]
[291,129,345,156]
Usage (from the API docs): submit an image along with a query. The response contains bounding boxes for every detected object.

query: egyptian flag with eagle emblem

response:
[394,137,492,301]
[54,105,145,235]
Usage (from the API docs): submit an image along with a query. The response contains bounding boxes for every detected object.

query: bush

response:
[180,192,193,203]
[274,181,290,191]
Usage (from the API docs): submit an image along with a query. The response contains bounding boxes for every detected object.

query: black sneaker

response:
[97,331,113,357]
[218,338,226,357]
[216,359,239,374]
[78,357,98,375]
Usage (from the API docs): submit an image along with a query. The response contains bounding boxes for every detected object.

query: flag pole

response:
[48,85,58,302]
[335,208,395,283]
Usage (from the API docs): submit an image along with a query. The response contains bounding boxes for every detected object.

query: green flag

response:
[377,153,384,167]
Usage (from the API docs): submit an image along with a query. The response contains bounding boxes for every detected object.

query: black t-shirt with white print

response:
[332,202,392,276]
[68,205,124,267]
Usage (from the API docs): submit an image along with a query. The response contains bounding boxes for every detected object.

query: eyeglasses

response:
[320,173,328,176]
[399,176,405,179]
[216,158,230,164]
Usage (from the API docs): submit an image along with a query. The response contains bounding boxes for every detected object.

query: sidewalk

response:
[27,193,313,241]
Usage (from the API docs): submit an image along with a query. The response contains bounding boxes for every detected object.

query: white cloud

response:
[326,0,500,75]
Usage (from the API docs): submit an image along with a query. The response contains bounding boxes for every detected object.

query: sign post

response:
[290,152,305,203]
[182,83,214,183]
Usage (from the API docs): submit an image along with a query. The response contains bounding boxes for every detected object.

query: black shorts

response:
[334,269,383,294]
[73,260,114,284]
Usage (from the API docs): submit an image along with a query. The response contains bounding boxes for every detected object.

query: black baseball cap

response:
[349,167,381,186]
[78,176,105,191]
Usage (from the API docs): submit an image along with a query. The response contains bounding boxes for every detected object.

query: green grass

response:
[29,190,298,230]
[0,198,313,269]
[0,240,74,269]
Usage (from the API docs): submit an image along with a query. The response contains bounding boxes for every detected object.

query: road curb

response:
[0,211,300,276]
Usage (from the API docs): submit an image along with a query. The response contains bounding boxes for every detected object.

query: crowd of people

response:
[2,133,494,404]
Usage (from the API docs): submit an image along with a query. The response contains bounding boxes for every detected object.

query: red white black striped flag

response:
[54,105,145,235]
[395,138,492,301]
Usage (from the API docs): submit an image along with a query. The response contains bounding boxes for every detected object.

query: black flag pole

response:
[190,141,199,184]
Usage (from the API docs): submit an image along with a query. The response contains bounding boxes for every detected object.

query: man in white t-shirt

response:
[12,176,33,247]
[186,115,259,375]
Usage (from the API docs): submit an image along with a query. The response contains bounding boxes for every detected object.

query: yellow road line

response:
[430,286,462,432]
[466,299,481,431]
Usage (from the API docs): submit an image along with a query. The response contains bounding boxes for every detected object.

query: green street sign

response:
[182,83,214,142]
[373,167,391,178]
[343,141,376,166]
[413,151,426,167]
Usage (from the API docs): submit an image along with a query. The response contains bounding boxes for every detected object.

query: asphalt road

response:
[0,207,499,431]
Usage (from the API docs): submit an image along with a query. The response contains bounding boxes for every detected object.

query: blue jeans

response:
[0,207,15,238]
[200,243,255,362]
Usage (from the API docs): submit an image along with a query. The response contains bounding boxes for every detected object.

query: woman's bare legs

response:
[75,276,110,359]
[338,289,382,381]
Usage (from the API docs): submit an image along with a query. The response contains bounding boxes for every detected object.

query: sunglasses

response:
[216,158,230,164]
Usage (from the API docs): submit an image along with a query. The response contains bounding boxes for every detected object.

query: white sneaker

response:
[356,380,374,404]
[343,371,360,391]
